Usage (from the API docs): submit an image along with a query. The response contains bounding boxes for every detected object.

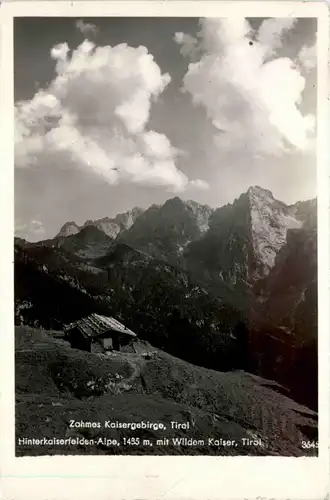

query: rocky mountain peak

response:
[56,224,113,260]
[54,187,315,288]
[163,196,186,209]
[113,207,144,230]
[185,200,213,233]
[185,199,211,211]
[247,185,274,200]
[117,197,214,263]
[156,197,213,234]
[246,187,303,279]
[56,221,80,238]
[82,219,95,228]
[56,208,145,241]
[289,198,317,229]
[186,187,313,299]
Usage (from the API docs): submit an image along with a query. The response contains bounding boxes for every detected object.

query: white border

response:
[0,2,329,499]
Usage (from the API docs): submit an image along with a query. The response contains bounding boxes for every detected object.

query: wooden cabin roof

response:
[64,313,137,339]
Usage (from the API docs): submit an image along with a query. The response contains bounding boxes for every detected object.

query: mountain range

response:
[56,207,144,239]
[14,185,318,410]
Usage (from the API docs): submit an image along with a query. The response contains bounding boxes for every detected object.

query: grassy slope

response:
[15,327,317,457]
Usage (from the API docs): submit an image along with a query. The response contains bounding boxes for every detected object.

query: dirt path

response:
[104,343,158,390]
[104,351,146,388]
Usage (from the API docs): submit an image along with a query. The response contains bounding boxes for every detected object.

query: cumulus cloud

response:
[173,32,200,59]
[297,43,317,72]
[50,42,70,61]
[186,179,209,191]
[75,19,99,37]
[256,18,297,58]
[175,18,315,158]
[15,219,46,241]
[15,39,207,193]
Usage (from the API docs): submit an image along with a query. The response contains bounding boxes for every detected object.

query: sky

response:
[14,17,317,241]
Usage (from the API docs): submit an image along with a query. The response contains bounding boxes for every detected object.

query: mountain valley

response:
[14,186,318,455]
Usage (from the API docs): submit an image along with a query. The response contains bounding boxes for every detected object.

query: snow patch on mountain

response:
[248,186,302,278]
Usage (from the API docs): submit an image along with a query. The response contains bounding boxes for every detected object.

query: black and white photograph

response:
[12,12,321,461]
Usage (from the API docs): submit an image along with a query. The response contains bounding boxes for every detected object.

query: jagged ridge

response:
[56,207,144,239]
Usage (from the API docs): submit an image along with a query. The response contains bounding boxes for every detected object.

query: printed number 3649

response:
[301,441,318,449]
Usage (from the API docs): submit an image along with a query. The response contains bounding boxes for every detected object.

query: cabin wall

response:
[113,333,120,351]
[118,334,133,348]
[91,340,103,354]
[67,326,135,353]
[68,328,91,352]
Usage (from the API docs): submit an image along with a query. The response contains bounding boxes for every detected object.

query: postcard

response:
[0,1,329,499]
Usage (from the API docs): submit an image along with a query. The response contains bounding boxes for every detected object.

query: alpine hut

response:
[64,313,137,353]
